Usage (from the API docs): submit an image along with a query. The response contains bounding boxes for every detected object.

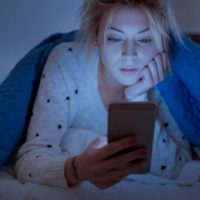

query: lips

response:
[120,67,139,73]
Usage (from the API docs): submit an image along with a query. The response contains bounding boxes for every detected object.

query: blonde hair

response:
[78,0,182,58]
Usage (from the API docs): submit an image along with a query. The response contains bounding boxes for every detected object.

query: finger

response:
[88,136,108,150]
[162,52,168,75]
[89,137,104,148]
[140,67,154,88]
[154,54,165,81]
[88,148,147,177]
[124,74,148,100]
[101,160,147,182]
[101,147,147,169]
[93,180,120,189]
[116,159,147,177]
[124,63,158,100]
[97,137,136,159]
[147,58,160,84]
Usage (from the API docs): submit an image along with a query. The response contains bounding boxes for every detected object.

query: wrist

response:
[64,157,82,187]
[71,156,82,182]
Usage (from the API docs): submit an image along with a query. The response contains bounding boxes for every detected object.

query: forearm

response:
[15,151,68,188]
[16,128,100,188]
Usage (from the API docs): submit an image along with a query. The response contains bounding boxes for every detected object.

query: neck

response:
[98,64,125,109]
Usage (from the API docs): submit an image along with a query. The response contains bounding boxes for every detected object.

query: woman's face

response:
[97,5,159,87]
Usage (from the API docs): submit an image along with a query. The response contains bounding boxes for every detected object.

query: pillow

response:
[0,31,77,166]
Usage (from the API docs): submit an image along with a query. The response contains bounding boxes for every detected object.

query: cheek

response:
[141,47,158,63]
[99,46,119,66]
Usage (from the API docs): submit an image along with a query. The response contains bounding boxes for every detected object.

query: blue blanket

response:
[157,35,200,147]
[0,31,77,166]
[0,31,200,166]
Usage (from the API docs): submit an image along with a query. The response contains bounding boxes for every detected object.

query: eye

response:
[137,38,152,44]
[107,37,123,42]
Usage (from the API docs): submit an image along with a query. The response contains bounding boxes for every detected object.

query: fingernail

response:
[129,137,136,144]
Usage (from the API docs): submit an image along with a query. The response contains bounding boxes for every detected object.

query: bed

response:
[0,33,200,200]
[1,165,200,200]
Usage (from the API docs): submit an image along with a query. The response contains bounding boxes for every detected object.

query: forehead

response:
[100,5,149,31]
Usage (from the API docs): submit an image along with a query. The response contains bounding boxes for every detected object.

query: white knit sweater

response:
[15,41,196,188]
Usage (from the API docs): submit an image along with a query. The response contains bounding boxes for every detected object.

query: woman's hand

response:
[73,136,147,189]
[124,52,167,101]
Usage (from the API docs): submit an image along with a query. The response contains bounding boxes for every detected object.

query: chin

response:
[122,82,135,86]
[117,73,141,86]
[120,78,139,86]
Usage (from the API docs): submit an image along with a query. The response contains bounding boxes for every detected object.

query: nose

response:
[122,40,138,59]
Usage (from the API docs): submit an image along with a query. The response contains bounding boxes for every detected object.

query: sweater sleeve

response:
[15,44,80,188]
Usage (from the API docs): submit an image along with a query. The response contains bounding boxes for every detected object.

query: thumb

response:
[90,136,107,149]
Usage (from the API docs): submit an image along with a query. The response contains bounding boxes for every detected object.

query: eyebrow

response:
[109,26,150,34]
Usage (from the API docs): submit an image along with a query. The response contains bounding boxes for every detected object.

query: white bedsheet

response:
[0,168,200,200]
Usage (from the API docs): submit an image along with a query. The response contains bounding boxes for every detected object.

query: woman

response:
[15,0,198,189]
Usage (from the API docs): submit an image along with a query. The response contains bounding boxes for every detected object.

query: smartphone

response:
[108,102,157,174]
